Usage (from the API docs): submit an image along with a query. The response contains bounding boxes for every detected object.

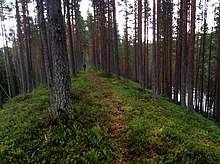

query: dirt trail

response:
[89,74,129,163]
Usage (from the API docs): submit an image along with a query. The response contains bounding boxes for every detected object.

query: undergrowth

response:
[0,69,118,163]
[0,67,220,163]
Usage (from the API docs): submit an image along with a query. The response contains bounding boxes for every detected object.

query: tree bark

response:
[16,0,27,93]
[124,0,129,79]
[112,0,120,79]
[200,0,207,113]
[152,0,158,98]
[22,0,33,92]
[46,0,73,115]
[215,27,220,123]
[134,1,138,81]
[167,0,173,98]
[187,0,196,112]
[66,0,76,76]
[37,0,57,118]
[138,0,144,90]
[174,21,181,102]
[180,0,187,107]
[206,28,213,116]
[144,0,149,88]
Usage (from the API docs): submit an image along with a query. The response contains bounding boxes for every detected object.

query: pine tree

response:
[215,22,220,123]
[15,0,27,93]
[180,0,187,107]
[45,0,73,116]
[200,0,208,113]
[112,0,120,79]
[36,0,56,118]
[22,0,33,92]
[187,0,196,112]
[138,0,144,90]
[152,0,158,98]
[66,0,76,76]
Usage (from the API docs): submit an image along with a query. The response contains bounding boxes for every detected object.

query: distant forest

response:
[0,0,219,123]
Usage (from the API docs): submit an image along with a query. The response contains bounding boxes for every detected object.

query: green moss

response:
[0,67,220,163]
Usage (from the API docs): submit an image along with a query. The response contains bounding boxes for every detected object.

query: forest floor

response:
[1,67,220,163]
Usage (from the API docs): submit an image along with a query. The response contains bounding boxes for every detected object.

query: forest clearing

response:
[1,68,220,163]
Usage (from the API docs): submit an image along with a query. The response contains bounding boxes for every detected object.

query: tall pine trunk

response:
[174,22,181,102]
[37,0,56,118]
[200,0,207,113]
[22,0,33,92]
[46,0,72,116]
[112,0,120,79]
[124,0,129,79]
[187,0,196,111]
[206,28,213,115]
[16,0,27,93]
[138,0,144,90]
[152,0,158,98]
[215,27,220,123]
[180,0,187,107]
[66,0,76,76]
[134,1,138,81]
[157,0,162,94]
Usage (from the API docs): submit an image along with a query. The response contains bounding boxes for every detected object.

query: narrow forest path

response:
[87,72,130,163]
[2,67,220,163]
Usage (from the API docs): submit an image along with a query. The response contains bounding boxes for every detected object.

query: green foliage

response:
[125,96,220,163]
[1,67,220,163]
[0,68,118,163]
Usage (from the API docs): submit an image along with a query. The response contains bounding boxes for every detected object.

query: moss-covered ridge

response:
[0,67,220,163]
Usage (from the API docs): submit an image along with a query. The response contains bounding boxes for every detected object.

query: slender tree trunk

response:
[1,24,16,97]
[134,1,138,81]
[200,0,207,113]
[112,0,120,79]
[157,0,162,94]
[144,0,147,87]
[71,0,77,72]
[138,0,144,90]
[107,0,112,75]
[195,32,201,111]
[145,0,149,88]
[92,1,97,68]
[100,0,107,73]
[66,0,76,76]
[26,4,35,88]
[13,35,21,92]
[16,0,27,93]
[37,0,57,118]
[3,47,11,99]
[152,0,158,98]
[174,20,181,102]
[180,0,187,107]
[124,0,129,79]
[74,0,82,71]
[215,27,220,123]
[187,0,196,112]
[4,46,15,98]
[162,0,167,95]
[167,0,173,98]
[206,28,213,116]
[22,0,33,92]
